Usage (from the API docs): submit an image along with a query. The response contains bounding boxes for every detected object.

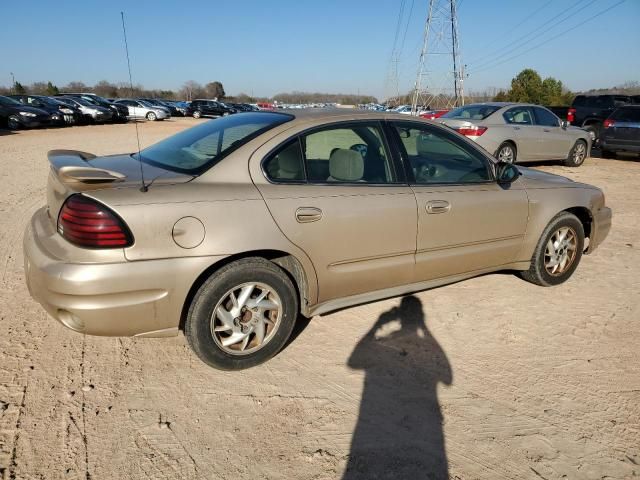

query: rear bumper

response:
[23,207,224,337]
[588,206,612,253]
[600,139,640,153]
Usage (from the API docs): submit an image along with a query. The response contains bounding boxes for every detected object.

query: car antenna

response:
[120,11,147,192]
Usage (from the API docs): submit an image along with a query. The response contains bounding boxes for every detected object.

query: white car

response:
[114,99,170,121]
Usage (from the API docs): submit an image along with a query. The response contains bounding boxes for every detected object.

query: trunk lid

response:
[46,149,193,224]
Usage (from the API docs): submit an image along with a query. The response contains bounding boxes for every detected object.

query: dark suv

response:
[569,95,631,143]
[9,95,83,125]
[186,99,236,118]
[600,105,640,158]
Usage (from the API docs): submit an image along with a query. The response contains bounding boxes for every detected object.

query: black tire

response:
[601,149,616,159]
[185,257,298,370]
[519,212,584,287]
[495,142,517,163]
[7,115,21,130]
[192,110,202,119]
[146,111,157,121]
[564,139,587,167]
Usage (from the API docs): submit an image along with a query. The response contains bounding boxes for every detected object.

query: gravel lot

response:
[0,118,638,480]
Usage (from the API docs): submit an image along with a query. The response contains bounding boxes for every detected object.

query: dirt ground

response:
[0,118,638,480]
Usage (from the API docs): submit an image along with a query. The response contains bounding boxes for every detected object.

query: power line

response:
[468,0,590,68]
[468,0,626,75]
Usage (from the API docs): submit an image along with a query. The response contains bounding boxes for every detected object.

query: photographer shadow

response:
[343,296,452,480]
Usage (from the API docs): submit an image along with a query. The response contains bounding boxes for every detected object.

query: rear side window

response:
[263,139,305,182]
[503,107,534,125]
[572,96,586,107]
[611,107,640,122]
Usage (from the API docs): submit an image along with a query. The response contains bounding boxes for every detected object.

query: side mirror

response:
[496,161,520,184]
[561,120,569,129]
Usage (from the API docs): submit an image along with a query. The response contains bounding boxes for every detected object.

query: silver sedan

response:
[114,99,170,121]
[438,103,591,167]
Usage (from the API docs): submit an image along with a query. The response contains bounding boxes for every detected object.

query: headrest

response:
[277,147,301,178]
[329,149,364,182]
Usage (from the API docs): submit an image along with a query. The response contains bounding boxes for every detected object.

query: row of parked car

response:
[0,92,271,130]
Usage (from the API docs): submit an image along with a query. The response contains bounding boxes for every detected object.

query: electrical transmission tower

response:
[411,0,464,114]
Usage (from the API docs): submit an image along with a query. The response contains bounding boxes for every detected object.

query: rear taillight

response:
[567,108,576,124]
[603,118,615,128]
[57,195,133,248]
[456,126,488,137]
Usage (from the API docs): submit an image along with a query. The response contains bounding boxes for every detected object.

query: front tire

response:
[192,110,202,119]
[519,212,584,287]
[146,111,157,121]
[185,258,298,370]
[7,115,21,130]
[496,142,517,163]
[564,139,587,167]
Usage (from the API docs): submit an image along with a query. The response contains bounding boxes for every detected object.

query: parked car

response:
[58,93,129,123]
[600,105,640,158]
[56,96,113,123]
[0,95,53,130]
[228,103,258,112]
[171,101,190,116]
[23,111,611,370]
[569,94,631,143]
[9,94,83,126]
[114,99,170,121]
[138,98,176,116]
[438,103,591,166]
[419,109,449,120]
[186,99,236,118]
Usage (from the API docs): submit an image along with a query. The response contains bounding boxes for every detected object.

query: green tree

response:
[508,68,543,103]
[493,90,509,102]
[13,81,26,94]
[205,81,226,99]
[46,81,59,95]
[541,77,564,106]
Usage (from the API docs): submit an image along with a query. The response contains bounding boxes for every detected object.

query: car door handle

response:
[513,126,521,130]
[426,200,451,214]
[295,207,323,223]
[543,128,551,132]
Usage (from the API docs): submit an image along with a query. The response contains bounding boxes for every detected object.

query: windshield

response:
[0,96,21,106]
[138,100,156,108]
[68,97,97,107]
[442,105,501,120]
[136,112,293,174]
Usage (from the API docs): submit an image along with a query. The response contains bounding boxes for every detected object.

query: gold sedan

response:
[23,111,612,370]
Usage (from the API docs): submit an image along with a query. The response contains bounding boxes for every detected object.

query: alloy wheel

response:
[544,226,578,276]
[573,142,586,164]
[210,282,282,355]
[498,145,515,163]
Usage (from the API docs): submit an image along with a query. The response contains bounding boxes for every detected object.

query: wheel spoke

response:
[546,239,556,256]
[256,298,279,310]
[236,284,255,310]
[215,306,235,330]
[254,319,266,345]
[222,331,248,347]
[240,334,251,351]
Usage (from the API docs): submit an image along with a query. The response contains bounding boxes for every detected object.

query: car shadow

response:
[343,295,452,480]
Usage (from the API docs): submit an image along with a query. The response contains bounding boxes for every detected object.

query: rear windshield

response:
[0,96,21,106]
[442,105,501,120]
[136,112,293,174]
[611,107,640,122]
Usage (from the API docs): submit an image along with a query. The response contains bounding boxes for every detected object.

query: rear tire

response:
[192,110,202,119]
[519,212,584,287]
[564,139,587,167]
[496,142,517,163]
[185,258,298,370]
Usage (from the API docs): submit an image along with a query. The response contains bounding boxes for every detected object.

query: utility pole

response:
[10,72,15,94]
[411,0,464,115]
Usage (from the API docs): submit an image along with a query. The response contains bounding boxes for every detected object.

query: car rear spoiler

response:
[48,150,126,186]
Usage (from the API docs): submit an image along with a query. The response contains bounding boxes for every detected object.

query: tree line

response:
[0,80,378,104]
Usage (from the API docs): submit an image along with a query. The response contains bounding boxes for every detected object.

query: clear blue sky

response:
[1,0,638,99]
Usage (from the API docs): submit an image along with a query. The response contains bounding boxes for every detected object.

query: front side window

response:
[503,107,534,125]
[533,107,559,127]
[302,124,395,184]
[138,112,293,174]
[393,123,491,185]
